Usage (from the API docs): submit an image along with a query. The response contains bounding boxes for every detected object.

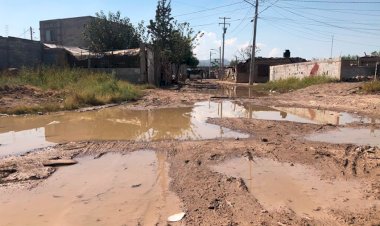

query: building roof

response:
[43,43,140,59]
[40,16,95,23]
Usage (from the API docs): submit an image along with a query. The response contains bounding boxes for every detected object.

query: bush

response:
[257,76,336,93]
[0,67,142,112]
[362,80,380,93]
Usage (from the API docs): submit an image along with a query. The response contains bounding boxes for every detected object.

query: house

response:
[39,16,95,48]
[224,56,307,83]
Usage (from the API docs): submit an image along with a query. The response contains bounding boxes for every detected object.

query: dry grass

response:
[0,67,142,114]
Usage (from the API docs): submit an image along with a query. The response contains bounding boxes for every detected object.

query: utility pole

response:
[219,17,230,73]
[330,35,334,59]
[219,46,222,78]
[30,27,33,40]
[209,51,215,79]
[248,0,259,85]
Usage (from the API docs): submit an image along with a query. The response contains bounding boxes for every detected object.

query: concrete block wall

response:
[341,60,375,80]
[0,37,8,69]
[40,16,93,48]
[0,37,42,70]
[270,59,342,81]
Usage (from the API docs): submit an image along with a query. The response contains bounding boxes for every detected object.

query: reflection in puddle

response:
[1,100,378,157]
[203,85,265,98]
[0,128,55,157]
[0,151,183,226]
[306,128,380,147]
[0,102,250,157]
[212,157,379,221]
[275,107,380,125]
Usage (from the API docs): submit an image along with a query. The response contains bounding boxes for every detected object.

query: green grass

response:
[0,67,143,114]
[362,80,380,94]
[256,76,336,93]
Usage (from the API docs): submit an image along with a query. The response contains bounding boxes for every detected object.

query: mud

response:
[1,80,380,225]
[0,150,183,226]
[211,157,379,222]
[306,128,380,147]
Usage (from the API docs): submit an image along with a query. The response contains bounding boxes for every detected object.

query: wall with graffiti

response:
[270,58,341,81]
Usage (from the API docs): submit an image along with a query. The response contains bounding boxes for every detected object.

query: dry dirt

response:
[0,85,64,113]
[0,80,379,225]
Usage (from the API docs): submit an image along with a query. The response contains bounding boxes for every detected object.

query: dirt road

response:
[0,81,379,225]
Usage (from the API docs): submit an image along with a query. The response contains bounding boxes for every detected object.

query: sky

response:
[1,0,380,61]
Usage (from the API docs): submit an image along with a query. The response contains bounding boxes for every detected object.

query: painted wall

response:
[270,59,342,81]
[270,58,376,81]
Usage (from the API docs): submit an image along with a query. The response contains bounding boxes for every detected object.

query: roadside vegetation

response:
[0,67,143,114]
[256,76,337,93]
[362,80,380,94]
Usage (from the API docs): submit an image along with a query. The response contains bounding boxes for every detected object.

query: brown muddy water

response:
[1,100,379,157]
[306,128,380,147]
[211,157,379,221]
[0,150,183,226]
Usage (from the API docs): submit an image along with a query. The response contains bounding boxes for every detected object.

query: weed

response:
[0,67,142,113]
[362,80,380,93]
[256,76,336,93]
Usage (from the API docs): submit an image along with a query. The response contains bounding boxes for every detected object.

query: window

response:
[45,30,56,42]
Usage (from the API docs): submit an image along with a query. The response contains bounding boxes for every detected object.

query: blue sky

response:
[1,0,380,61]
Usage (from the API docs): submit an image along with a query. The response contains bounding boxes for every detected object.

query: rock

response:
[209,154,221,161]
[261,138,268,142]
[42,159,77,167]
[243,151,254,162]
[131,184,142,188]
[235,137,240,141]
[208,199,221,210]
[237,178,249,192]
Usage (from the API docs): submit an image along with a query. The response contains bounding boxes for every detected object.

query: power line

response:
[173,1,244,17]
[280,0,380,3]
[219,17,231,69]
[273,5,380,35]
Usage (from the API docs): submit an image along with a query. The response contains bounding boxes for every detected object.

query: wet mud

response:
[1,81,380,225]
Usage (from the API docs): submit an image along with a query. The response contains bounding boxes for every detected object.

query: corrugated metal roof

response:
[44,43,140,59]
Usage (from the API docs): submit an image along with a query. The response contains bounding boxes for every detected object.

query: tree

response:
[83,11,140,53]
[371,51,380,57]
[148,0,199,83]
[236,44,261,61]
[148,0,175,50]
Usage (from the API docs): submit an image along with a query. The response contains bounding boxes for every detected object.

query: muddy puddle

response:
[0,102,250,157]
[204,85,265,98]
[0,150,184,226]
[211,157,379,221]
[306,128,380,147]
[1,100,378,157]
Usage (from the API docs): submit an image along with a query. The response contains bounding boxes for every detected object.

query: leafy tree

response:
[148,0,175,50]
[148,0,199,83]
[84,11,140,53]
[342,54,358,60]
[371,51,380,56]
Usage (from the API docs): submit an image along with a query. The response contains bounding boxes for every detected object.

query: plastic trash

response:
[167,212,186,222]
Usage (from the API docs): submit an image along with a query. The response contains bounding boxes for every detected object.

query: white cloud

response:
[268,48,281,57]
[225,38,237,46]
[194,30,267,60]
[193,31,221,60]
